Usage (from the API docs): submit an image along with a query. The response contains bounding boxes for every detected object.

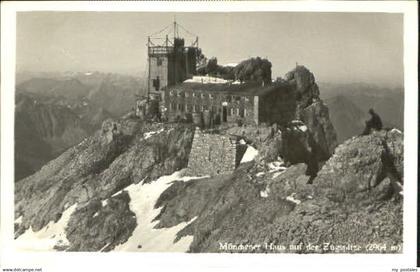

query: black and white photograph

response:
[1,1,418,271]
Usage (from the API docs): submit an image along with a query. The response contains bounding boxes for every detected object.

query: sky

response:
[16,12,404,87]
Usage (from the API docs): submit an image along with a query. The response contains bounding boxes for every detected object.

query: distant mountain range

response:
[15,72,146,180]
[320,82,404,143]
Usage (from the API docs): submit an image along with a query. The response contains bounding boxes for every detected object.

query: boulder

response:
[313,130,404,202]
[66,191,137,252]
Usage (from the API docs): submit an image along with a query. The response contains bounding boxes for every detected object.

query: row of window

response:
[168,103,248,117]
[169,90,214,99]
[168,90,250,102]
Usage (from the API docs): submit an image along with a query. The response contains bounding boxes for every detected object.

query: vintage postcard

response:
[1,1,418,272]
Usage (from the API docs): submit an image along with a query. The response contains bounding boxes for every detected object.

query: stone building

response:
[147,36,199,100]
[139,23,297,127]
[163,79,297,127]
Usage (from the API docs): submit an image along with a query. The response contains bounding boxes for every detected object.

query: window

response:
[169,91,174,97]
[192,93,196,97]
[209,94,214,99]
[236,108,240,116]
[152,76,160,91]
[244,97,250,102]
[230,108,233,116]
[186,104,192,112]
[201,105,205,112]
[193,105,198,112]
[244,108,247,117]
[201,93,206,99]
[185,92,189,97]
[178,104,184,112]
[157,58,163,66]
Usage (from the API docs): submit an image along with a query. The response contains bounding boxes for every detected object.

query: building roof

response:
[166,80,290,96]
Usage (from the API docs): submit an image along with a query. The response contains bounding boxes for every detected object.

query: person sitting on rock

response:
[362,108,383,135]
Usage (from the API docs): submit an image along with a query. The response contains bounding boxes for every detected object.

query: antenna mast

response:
[173,16,177,39]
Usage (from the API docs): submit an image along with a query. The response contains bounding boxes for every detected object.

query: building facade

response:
[164,80,297,127]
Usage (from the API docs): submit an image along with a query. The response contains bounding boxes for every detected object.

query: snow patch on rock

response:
[99,242,110,252]
[390,128,402,134]
[298,125,308,132]
[256,172,265,177]
[267,159,287,173]
[114,171,198,252]
[260,187,270,198]
[112,189,123,197]
[15,204,77,251]
[144,128,165,139]
[272,172,283,179]
[15,216,22,224]
[240,145,259,163]
[286,193,301,205]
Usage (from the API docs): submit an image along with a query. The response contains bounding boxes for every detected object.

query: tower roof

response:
[147,20,199,48]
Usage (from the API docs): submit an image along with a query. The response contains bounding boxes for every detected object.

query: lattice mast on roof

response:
[146,19,200,102]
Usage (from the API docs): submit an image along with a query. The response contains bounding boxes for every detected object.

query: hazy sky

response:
[16,12,403,86]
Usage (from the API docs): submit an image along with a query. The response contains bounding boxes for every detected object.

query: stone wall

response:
[186,128,237,176]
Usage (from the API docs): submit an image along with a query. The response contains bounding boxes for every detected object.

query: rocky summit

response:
[14,66,402,254]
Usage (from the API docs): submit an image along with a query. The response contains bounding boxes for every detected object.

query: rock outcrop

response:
[285,65,320,110]
[15,120,195,247]
[65,191,137,252]
[154,129,403,253]
[236,66,338,178]
[314,129,403,202]
[286,65,337,158]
